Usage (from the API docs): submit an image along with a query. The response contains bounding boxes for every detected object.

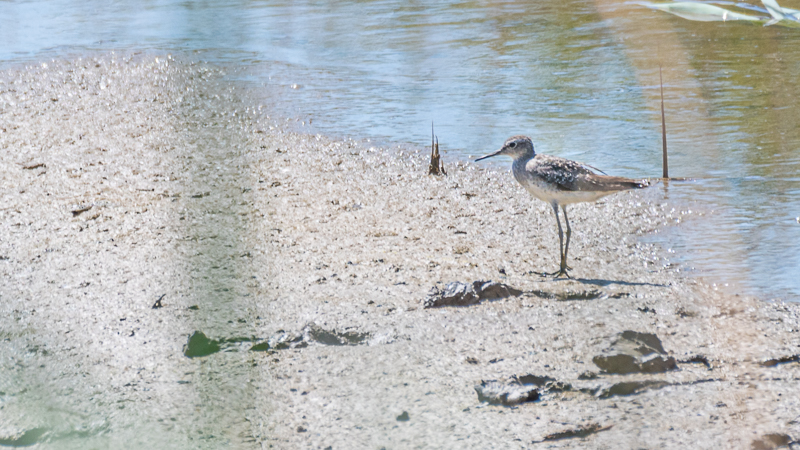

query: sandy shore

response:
[1,53,799,449]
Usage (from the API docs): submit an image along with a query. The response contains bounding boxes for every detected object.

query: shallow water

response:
[2,0,798,300]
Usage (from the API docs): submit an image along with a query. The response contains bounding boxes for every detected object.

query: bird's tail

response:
[598,176,649,191]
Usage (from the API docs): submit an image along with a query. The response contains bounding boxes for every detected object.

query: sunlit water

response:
[2,0,799,301]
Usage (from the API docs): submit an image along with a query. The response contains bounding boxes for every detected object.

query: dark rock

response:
[514,374,572,396]
[593,354,639,374]
[515,374,555,387]
[396,411,410,422]
[592,330,676,374]
[545,381,573,393]
[424,281,479,307]
[475,380,539,406]
[269,330,308,350]
[593,353,676,374]
[306,324,370,346]
[266,324,371,350]
[620,330,667,354]
[424,280,522,308]
[475,374,572,406]
[640,354,678,373]
[578,371,599,380]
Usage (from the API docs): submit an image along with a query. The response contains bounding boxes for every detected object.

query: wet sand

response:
[1,54,798,449]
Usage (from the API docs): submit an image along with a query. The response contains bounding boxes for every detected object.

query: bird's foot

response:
[553,268,572,279]
[541,267,572,279]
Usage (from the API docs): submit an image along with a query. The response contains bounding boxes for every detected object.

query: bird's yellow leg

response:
[541,203,572,278]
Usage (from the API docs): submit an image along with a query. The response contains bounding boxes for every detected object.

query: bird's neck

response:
[511,150,535,166]
[511,151,535,179]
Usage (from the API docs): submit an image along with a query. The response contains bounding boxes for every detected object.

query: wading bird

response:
[476,135,647,278]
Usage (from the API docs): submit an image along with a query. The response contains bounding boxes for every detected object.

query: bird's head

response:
[475,135,535,162]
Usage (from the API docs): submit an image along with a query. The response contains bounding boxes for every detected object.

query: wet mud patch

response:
[538,423,612,443]
[594,380,672,398]
[680,354,712,369]
[185,325,372,357]
[751,433,796,450]
[529,288,606,302]
[760,354,800,367]
[588,377,719,400]
[423,280,522,308]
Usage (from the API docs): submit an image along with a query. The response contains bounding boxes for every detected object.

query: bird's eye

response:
[509,142,516,148]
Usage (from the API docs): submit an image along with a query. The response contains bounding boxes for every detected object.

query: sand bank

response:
[1,53,798,449]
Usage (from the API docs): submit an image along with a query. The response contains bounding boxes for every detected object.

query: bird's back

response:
[513,154,645,205]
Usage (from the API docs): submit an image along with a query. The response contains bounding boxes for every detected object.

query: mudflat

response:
[1,54,798,449]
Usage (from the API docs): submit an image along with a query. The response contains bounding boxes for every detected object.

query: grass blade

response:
[642,2,765,22]
[660,66,668,179]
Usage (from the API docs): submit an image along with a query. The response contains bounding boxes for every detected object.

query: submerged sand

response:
[1,53,798,449]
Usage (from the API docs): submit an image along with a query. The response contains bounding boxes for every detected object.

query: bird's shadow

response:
[571,277,668,288]
[528,271,670,287]
[521,277,668,302]
[525,270,669,288]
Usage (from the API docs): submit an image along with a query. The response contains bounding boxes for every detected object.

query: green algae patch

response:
[0,427,48,447]
[183,331,221,358]
[249,341,271,352]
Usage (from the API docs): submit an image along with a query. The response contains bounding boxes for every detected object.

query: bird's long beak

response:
[474,149,502,162]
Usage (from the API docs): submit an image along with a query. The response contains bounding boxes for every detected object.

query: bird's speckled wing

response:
[527,154,644,192]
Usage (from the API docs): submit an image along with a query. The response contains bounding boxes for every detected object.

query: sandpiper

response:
[476,135,647,278]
